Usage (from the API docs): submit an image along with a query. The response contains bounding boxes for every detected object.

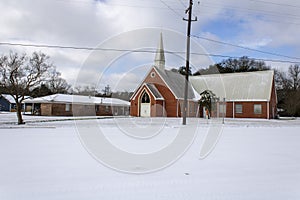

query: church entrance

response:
[140,91,151,117]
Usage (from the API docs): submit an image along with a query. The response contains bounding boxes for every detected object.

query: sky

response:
[1,0,300,92]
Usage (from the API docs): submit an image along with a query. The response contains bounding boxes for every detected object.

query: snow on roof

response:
[190,70,274,101]
[0,94,32,103]
[154,66,196,100]
[146,83,164,100]
[24,94,130,106]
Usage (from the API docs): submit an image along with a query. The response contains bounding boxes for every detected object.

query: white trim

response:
[267,71,275,102]
[130,82,164,101]
[153,67,179,99]
[187,101,190,117]
[139,90,151,117]
[130,66,196,101]
[176,100,179,117]
[267,101,270,120]
[226,99,269,102]
[163,100,165,117]
[233,101,235,119]
[130,67,157,100]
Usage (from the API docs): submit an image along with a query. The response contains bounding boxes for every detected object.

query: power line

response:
[248,0,300,9]
[159,0,184,18]
[192,1,300,24]
[36,0,185,10]
[177,0,187,8]
[190,53,300,64]
[29,0,300,21]
[1,41,300,64]
[191,35,300,61]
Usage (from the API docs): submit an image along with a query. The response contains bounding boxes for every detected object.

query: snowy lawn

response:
[0,112,300,200]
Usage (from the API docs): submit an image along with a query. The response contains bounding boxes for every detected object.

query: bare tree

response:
[288,64,300,91]
[0,51,54,124]
[275,65,300,116]
[274,69,292,90]
[73,85,97,96]
[48,69,70,94]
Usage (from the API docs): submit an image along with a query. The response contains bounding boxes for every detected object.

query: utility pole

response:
[183,0,197,125]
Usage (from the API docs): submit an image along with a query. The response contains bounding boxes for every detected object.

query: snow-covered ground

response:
[1,112,300,200]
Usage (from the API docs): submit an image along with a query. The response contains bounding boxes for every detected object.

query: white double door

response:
[140,103,151,117]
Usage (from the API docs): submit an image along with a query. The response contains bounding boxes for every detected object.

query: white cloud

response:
[1,0,300,90]
[239,38,273,49]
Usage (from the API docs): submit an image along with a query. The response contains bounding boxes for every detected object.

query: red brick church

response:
[130,34,277,119]
[130,33,199,117]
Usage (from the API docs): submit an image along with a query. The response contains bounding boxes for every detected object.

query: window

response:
[219,104,226,115]
[235,104,243,114]
[254,104,262,114]
[141,92,150,103]
[105,106,110,113]
[189,103,193,113]
[65,104,70,112]
[150,72,156,78]
[95,105,99,112]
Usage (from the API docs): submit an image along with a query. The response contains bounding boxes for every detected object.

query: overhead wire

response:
[2,0,300,65]
[191,35,300,60]
[0,41,299,65]
[177,0,186,8]
[248,0,300,9]
[25,0,300,24]
[159,0,185,18]
[192,0,300,25]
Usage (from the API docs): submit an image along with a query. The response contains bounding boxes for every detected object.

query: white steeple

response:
[154,32,165,70]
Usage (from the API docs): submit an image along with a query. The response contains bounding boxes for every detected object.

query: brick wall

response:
[130,68,199,118]
[225,102,268,119]
[41,103,52,116]
[40,103,128,116]
[72,104,95,116]
[96,105,113,116]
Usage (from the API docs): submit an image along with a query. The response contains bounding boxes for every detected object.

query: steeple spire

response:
[154,32,165,70]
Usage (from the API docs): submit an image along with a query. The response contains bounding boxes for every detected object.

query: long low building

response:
[24,94,130,116]
[190,70,277,119]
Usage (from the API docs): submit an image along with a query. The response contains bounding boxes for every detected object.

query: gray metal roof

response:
[154,67,196,100]
[190,70,274,101]
[146,83,164,100]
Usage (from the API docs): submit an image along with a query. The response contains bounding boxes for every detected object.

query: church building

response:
[130,33,199,117]
[130,34,277,119]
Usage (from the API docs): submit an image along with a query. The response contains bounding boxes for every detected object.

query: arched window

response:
[141,91,150,103]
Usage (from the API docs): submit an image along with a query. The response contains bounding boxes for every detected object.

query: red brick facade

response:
[130,67,198,117]
[132,67,277,119]
[225,78,277,119]
[40,103,129,117]
[198,79,277,119]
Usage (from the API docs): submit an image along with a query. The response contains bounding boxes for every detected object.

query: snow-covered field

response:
[1,112,300,200]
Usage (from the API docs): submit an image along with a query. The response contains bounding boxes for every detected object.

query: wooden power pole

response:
[183,0,197,125]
